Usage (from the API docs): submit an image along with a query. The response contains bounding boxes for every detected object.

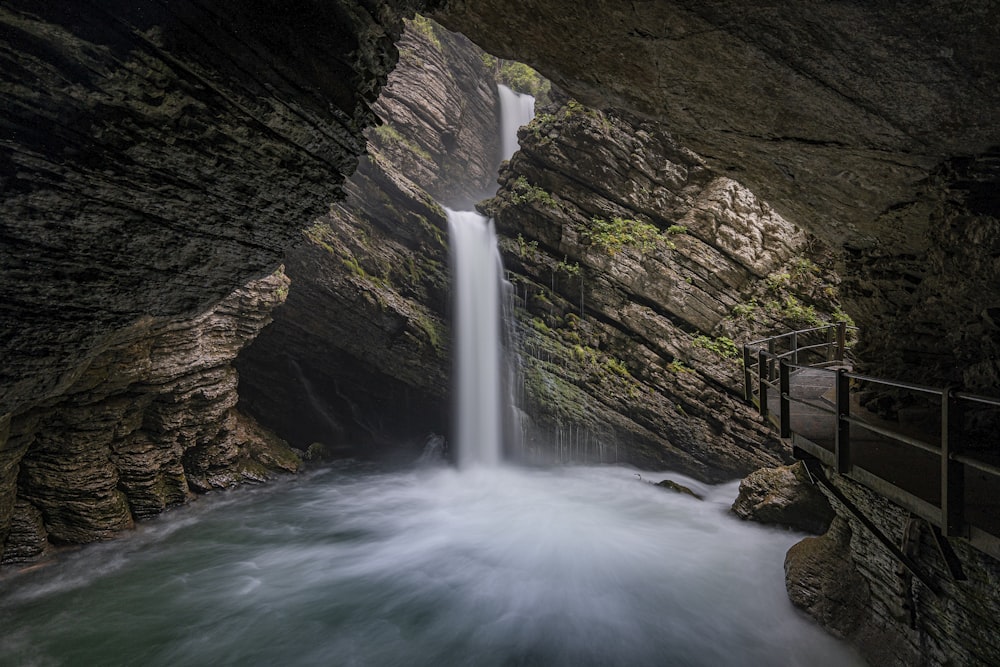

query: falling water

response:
[448,209,504,467]
[498,84,536,161]
[448,84,535,466]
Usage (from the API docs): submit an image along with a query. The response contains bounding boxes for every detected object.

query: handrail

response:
[744,322,1000,547]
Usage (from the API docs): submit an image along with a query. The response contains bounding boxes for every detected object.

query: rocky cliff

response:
[0,0,428,561]
[434,0,1000,393]
[235,18,498,459]
[235,19,850,481]
[783,468,1000,667]
[2,270,300,563]
[486,99,850,480]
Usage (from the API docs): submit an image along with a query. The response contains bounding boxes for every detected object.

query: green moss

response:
[516,232,540,259]
[790,257,820,278]
[692,335,740,359]
[415,314,446,356]
[341,254,367,279]
[766,271,793,291]
[731,298,758,318]
[667,359,694,374]
[372,123,432,161]
[497,61,551,101]
[510,176,558,209]
[406,14,441,50]
[555,257,581,276]
[780,295,823,327]
[666,224,688,235]
[832,307,856,327]
[531,317,550,333]
[583,216,663,255]
[604,356,630,377]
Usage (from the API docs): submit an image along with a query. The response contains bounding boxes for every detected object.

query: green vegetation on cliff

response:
[582,216,665,255]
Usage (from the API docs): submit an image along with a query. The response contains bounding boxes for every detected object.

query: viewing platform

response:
[744,324,1000,562]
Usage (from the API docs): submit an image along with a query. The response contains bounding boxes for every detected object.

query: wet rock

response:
[2,500,49,564]
[2,270,299,556]
[784,516,872,639]
[787,470,1000,666]
[237,17,499,457]
[0,0,424,421]
[732,462,835,535]
[655,479,702,500]
[436,0,1000,389]
[487,102,849,479]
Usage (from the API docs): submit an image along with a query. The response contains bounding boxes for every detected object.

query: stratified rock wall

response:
[786,470,1000,667]
[2,271,301,563]
[0,0,426,562]
[434,0,1000,392]
[236,18,497,458]
[370,18,501,207]
[487,102,851,481]
[0,0,423,420]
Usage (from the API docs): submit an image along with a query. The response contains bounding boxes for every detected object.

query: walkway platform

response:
[745,324,1000,560]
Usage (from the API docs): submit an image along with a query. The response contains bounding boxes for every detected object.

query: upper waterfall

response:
[498,84,536,162]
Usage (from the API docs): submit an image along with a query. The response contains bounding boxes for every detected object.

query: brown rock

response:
[2,500,49,564]
[2,269,298,557]
[732,462,835,534]
[784,516,871,639]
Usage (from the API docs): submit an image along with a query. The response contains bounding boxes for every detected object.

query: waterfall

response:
[449,209,504,467]
[449,84,534,467]
[498,84,536,162]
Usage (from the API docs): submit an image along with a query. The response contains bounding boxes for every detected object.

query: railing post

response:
[826,325,835,362]
[791,330,799,365]
[941,387,966,537]
[836,321,847,362]
[835,368,850,473]
[779,358,791,438]
[743,344,753,403]
[758,349,768,418]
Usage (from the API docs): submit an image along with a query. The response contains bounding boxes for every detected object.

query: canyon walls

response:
[433,0,1000,393]
[488,98,849,479]
[0,0,430,560]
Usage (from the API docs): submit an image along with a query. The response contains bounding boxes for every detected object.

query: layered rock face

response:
[785,471,1000,666]
[488,101,849,480]
[235,19,498,458]
[0,0,424,420]
[434,0,1000,391]
[236,19,850,478]
[2,271,301,563]
[0,0,426,560]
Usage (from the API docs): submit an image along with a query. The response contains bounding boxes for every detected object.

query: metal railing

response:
[744,323,1000,546]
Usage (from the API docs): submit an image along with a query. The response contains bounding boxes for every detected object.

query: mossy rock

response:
[655,478,703,500]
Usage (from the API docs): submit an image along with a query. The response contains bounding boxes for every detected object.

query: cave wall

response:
[0,0,430,560]
[0,0,425,421]
[433,0,1000,392]
[2,270,300,563]
[487,100,851,480]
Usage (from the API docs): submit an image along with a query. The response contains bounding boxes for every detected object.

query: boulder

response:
[731,462,835,534]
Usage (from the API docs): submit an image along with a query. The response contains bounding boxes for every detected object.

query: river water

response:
[0,462,862,666]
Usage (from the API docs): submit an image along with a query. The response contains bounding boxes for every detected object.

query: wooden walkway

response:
[745,324,1000,560]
